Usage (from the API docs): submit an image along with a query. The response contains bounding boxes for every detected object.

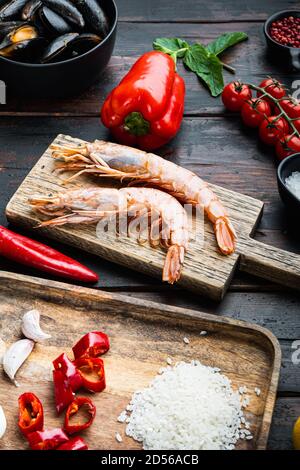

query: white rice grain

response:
[121,360,246,450]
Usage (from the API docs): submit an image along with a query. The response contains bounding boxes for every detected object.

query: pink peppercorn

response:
[269,16,300,48]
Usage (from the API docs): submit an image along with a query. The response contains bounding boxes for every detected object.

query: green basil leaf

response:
[153,37,189,57]
[184,44,224,96]
[206,32,248,56]
[183,43,210,73]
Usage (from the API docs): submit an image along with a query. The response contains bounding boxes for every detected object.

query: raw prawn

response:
[51,140,236,255]
[29,187,189,284]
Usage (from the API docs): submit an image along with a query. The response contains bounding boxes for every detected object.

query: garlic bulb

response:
[21,309,51,343]
[0,405,7,439]
[0,338,6,364]
[3,339,34,386]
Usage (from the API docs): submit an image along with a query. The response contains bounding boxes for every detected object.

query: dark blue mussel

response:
[38,5,72,35]
[42,0,85,28]
[21,0,41,20]
[41,30,101,63]
[0,24,47,61]
[40,31,78,62]
[72,0,108,36]
[0,0,111,64]
[0,0,28,20]
[71,32,101,54]
[0,20,24,39]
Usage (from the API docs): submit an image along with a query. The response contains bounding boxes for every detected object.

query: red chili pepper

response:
[57,436,88,451]
[72,331,110,359]
[101,51,185,151]
[18,393,44,437]
[74,357,106,393]
[0,226,98,283]
[53,353,83,392]
[64,396,96,435]
[27,428,69,450]
[53,369,74,414]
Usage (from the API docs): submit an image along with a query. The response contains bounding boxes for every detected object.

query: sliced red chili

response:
[27,428,69,450]
[53,369,74,414]
[57,436,88,450]
[53,352,83,392]
[74,357,106,393]
[18,392,44,437]
[64,396,96,435]
[72,331,110,359]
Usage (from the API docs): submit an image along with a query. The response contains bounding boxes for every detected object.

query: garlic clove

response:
[21,309,51,343]
[3,339,34,386]
[0,405,7,439]
[0,338,6,365]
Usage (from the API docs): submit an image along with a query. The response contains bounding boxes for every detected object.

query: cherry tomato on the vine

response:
[278,97,300,118]
[259,116,290,146]
[293,119,300,132]
[222,81,252,112]
[275,134,300,160]
[241,98,271,128]
[257,78,286,105]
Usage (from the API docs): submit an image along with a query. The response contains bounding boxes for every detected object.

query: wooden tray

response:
[6,134,300,300]
[0,271,280,450]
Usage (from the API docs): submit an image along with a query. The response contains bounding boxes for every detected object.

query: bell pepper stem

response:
[124,112,150,137]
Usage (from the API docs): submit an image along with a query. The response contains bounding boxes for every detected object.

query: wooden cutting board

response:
[0,271,281,450]
[5,134,300,300]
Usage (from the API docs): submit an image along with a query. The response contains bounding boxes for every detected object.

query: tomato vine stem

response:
[247,83,300,139]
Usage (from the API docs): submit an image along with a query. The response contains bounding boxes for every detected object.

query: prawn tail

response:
[162,245,185,284]
[215,217,237,255]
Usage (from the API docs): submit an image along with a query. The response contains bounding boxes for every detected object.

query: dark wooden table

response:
[0,0,299,450]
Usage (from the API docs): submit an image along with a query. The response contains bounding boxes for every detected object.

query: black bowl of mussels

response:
[0,0,117,97]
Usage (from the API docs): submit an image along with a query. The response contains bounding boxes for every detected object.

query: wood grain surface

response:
[6,134,300,300]
[0,272,281,450]
[6,134,265,301]
[0,0,299,450]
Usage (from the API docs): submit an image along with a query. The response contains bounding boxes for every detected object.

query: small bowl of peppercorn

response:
[264,10,300,71]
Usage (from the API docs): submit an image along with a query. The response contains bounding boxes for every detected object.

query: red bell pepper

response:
[74,357,106,393]
[18,392,44,437]
[72,331,110,359]
[0,226,98,283]
[53,353,83,392]
[64,396,96,435]
[101,51,185,151]
[27,428,69,450]
[53,369,74,414]
[57,436,88,450]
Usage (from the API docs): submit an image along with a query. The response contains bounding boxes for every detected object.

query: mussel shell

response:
[38,6,72,36]
[42,0,84,29]
[0,24,38,49]
[71,32,101,55]
[0,0,28,20]
[72,0,108,36]
[40,31,78,63]
[0,37,47,61]
[0,20,24,39]
[21,0,41,21]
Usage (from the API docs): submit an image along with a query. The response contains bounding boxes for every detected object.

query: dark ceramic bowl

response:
[0,0,118,98]
[277,153,300,214]
[264,10,300,71]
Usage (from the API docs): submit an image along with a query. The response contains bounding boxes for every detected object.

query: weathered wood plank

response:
[0,116,292,233]
[0,272,282,450]
[0,168,294,292]
[116,0,296,22]
[268,398,300,450]
[115,291,300,340]
[1,22,298,116]
[7,134,268,301]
